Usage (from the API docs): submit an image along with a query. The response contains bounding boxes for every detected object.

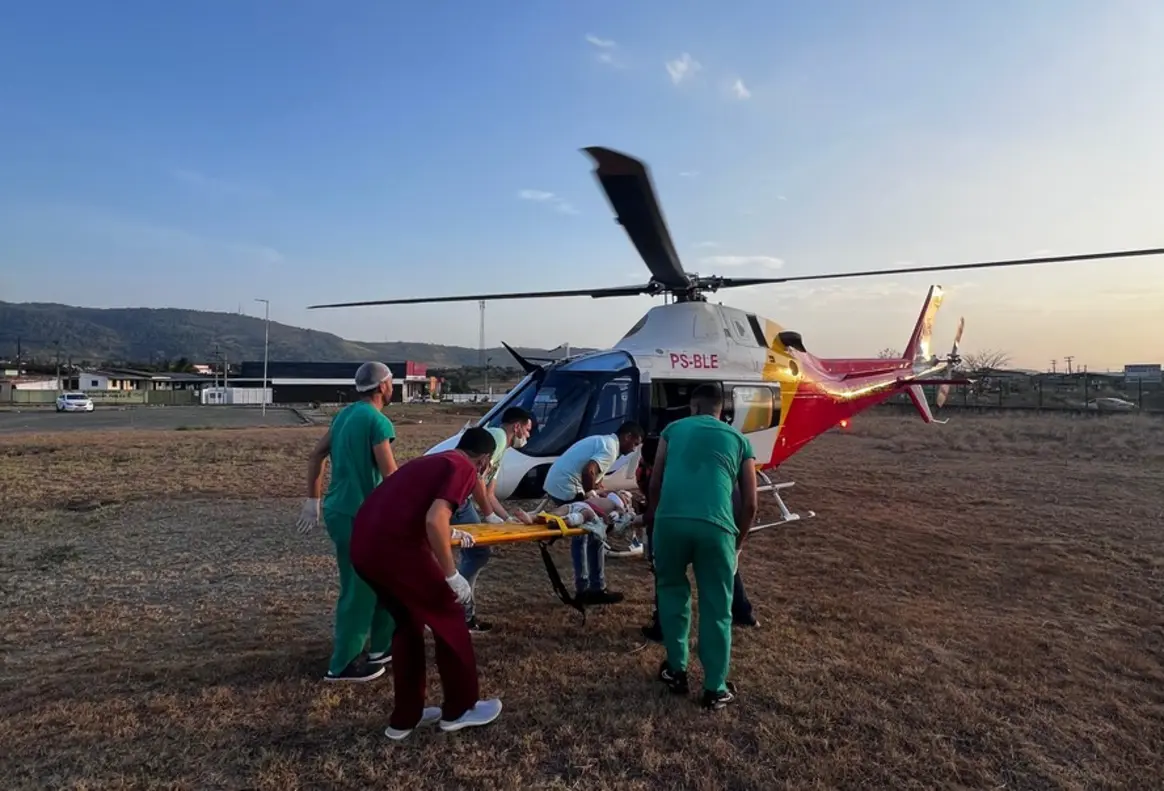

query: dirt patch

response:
[1,410,1162,789]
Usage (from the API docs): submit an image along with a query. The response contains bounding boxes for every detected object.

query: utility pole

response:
[1050,359,1057,374]
[478,300,486,368]
[53,340,61,392]
[1064,355,1074,375]
[16,336,22,376]
[255,298,270,415]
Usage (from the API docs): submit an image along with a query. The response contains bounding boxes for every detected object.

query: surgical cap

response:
[354,361,392,392]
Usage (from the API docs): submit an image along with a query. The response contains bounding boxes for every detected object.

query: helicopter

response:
[309,146,1164,532]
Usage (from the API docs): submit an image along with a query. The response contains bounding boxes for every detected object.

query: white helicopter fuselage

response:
[424,300,802,500]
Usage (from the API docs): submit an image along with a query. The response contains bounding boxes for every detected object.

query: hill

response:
[0,301,596,368]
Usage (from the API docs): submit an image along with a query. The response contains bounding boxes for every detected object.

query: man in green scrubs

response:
[646,382,758,710]
[297,361,400,682]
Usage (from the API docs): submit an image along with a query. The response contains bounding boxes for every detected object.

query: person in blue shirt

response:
[541,421,644,605]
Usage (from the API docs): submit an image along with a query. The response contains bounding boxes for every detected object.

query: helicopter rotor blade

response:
[583,146,689,289]
[711,246,1164,290]
[307,283,653,310]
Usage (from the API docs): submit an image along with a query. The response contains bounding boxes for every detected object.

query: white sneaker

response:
[383,706,442,741]
[438,698,503,732]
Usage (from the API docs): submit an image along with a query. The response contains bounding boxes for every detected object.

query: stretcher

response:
[449,513,595,621]
[449,514,587,547]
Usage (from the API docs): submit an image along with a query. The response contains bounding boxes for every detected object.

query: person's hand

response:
[296,498,321,534]
[451,529,476,548]
[445,571,473,604]
[484,512,505,525]
[512,509,534,525]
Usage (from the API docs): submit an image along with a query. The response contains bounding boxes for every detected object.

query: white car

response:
[1086,397,1137,412]
[56,392,95,413]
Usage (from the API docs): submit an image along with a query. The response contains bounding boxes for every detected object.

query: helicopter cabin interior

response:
[480,350,782,497]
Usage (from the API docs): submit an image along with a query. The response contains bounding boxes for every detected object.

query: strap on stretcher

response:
[535,513,587,623]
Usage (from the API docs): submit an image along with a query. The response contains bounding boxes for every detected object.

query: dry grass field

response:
[2,407,1162,790]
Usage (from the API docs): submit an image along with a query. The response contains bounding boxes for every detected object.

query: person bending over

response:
[350,427,503,740]
[447,407,534,634]
[541,422,644,605]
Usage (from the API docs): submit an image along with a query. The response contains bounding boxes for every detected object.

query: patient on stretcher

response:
[520,491,640,544]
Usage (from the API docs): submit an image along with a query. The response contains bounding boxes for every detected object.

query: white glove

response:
[484,512,505,525]
[296,498,321,533]
[445,571,472,604]
[584,489,599,500]
[451,528,476,548]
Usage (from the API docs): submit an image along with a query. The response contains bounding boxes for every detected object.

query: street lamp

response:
[254,298,270,415]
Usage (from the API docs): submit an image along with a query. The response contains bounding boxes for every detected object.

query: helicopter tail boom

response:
[903,285,944,363]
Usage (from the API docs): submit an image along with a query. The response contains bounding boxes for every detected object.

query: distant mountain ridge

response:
[0,301,597,368]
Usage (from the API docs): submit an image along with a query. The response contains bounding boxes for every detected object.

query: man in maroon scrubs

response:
[351,426,503,740]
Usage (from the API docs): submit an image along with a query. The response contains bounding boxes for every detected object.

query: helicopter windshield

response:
[482,351,638,457]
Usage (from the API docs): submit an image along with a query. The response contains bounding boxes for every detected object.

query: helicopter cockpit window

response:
[729,385,778,432]
[586,375,633,436]
[559,350,635,373]
[520,374,595,457]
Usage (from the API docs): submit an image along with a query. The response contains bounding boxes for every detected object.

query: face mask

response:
[511,434,528,449]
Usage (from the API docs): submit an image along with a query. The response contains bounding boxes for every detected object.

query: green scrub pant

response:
[653,517,737,694]
[324,509,395,675]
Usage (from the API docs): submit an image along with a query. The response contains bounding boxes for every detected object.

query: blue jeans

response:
[571,534,606,593]
[452,499,492,622]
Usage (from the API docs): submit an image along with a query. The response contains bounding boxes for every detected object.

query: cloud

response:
[700,255,784,270]
[665,53,701,85]
[730,78,752,100]
[585,34,622,67]
[694,241,719,248]
[517,189,578,215]
[679,170,699,178]
[169,168,266,197]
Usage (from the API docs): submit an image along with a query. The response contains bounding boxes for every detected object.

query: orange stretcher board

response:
[449,514,587,547]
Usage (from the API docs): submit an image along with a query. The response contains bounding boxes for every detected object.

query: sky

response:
[2,0,1162,372]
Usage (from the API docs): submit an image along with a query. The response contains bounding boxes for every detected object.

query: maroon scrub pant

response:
[353,544,480,729]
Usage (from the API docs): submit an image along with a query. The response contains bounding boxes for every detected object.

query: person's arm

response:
[469,476,495,518]
[371,415,398,478]
[580,459,602,495]
[485,478,511,521]
[645,438,668,526]
[425,499,458,576]
[735,437,759,548]
[582,438,620,494]
[306,429,332,498]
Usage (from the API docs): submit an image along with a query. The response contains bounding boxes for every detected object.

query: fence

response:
[883,376,1164,414]
[3,388,201,407]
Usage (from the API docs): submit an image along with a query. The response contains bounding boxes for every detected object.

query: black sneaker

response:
[641,619,663,643]
[367,651,393,665]
[466,617,493,634]
[657,661,689,695]
[324,659,386,683]
[733,613,759,628]
[701,681,738,710]
[580,589,624,605]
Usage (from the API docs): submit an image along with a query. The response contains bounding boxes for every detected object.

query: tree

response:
[962,349,1012,372]
[876,348,901,359]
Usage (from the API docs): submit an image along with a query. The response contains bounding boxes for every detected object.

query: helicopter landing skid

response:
[750,472,815,533]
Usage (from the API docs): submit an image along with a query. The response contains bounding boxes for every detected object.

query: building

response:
[236,361,429,404]
[1124,363,1162,384]
[64,368,214,392]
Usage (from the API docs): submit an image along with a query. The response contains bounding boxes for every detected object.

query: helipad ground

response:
[0,405,305,435]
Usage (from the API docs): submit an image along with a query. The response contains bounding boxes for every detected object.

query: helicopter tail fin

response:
[903,285,944,363]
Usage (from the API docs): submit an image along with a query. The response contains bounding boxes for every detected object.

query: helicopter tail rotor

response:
[936,316,966,408]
